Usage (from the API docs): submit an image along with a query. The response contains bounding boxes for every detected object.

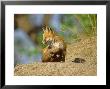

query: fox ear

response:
[48,26,53,31]
[42,25,49,32]
[42,25,46,32]
[42,28,45,32]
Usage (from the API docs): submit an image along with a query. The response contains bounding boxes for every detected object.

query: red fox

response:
[42,25,66,62]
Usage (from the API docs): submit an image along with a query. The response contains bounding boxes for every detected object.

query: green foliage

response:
[74,14,97,36]
[28,48,39,57]
[36,31,47,48]
[60,14,97,43]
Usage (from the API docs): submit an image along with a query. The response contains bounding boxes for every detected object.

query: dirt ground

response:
[14,36,97,76]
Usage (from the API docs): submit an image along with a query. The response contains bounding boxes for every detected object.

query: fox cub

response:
[42,25,66,62]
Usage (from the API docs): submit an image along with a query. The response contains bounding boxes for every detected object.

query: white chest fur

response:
[53,43,59,47]
[53,42,63,49]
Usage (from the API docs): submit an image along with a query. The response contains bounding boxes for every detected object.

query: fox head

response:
[42,25,56,45]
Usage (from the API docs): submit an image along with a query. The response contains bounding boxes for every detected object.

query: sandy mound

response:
[14,36,97,76]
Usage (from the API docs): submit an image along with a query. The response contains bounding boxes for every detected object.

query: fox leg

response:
[42,47,51,62]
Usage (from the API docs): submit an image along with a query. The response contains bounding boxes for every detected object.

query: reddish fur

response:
[42,26,66,62]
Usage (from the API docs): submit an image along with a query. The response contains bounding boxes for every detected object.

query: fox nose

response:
[47,40,52,46]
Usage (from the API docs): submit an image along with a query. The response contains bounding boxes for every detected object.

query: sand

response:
[14,36,97,76]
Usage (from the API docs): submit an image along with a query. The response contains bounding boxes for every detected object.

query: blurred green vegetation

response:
[74,14,97,36]
[60,14,97,43]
